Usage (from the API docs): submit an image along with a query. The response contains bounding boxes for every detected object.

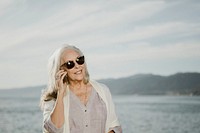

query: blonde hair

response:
[40,44,89,109]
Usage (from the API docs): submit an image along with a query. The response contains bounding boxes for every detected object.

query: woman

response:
[40,45,122,133]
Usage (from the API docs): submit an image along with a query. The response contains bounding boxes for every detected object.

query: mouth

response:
[74,70,82,75]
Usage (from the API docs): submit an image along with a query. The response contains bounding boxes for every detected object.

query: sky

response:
[0,0,200,89]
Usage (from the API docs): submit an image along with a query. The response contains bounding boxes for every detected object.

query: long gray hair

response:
[40,44,89,109]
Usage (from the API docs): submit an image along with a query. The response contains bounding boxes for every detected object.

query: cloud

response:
[40,1,166,39]
[0,0,166,52]
[131,41,200,60]
[103,22,200,45]
[87,40,200,64]
[0,0,13,16]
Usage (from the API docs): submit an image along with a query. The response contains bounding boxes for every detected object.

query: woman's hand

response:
[56,70,67,97]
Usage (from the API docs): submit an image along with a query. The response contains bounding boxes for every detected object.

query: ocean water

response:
[0,95,200,133]
[114,96,200,133]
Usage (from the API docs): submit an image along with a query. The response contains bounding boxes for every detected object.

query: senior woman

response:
[40,45,122,133]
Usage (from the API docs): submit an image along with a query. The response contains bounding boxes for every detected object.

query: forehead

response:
[61,49,80,63]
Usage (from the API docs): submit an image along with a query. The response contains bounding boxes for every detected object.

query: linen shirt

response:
[43,80,122,133]
[69,88,107,133]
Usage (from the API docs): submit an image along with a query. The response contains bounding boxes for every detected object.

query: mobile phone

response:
[63,75,68,83]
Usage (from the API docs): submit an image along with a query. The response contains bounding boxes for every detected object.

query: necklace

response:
[84,85,88,105]
[70,84,88,105]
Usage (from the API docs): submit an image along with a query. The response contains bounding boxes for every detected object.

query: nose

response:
[74,61,80,69]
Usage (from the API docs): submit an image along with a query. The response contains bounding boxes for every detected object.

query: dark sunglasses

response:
[61,56,85,69]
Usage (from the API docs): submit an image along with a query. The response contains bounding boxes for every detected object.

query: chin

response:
[74,76,84,81]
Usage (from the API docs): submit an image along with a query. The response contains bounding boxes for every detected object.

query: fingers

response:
[60,72,67,84]
[56,70,65,80]
[57,72,67,96]
[55,70,67,88]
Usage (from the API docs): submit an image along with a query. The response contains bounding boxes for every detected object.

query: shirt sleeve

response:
[109,126,122,133]
[43,100,64,133]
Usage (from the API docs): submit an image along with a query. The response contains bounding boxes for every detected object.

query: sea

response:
[0,93,200,133]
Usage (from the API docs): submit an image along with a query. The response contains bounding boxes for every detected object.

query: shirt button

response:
[86,125,88,127]
[85,110,87,112]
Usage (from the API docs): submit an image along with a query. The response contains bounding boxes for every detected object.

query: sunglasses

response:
[61,56,85,69]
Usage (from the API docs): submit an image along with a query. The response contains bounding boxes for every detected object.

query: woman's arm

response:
[43,100,64,133]
[50,93,65,128]
[50,70,67,128]
[43,70,67,132]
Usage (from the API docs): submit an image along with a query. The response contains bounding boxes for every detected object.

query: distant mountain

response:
[0,85,45,98]
[0,72,200,97]
[99,72,200,95]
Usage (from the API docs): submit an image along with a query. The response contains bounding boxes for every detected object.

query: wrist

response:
[57,91,65,99]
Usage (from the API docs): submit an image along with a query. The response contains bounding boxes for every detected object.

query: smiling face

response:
[60,49,86,84]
